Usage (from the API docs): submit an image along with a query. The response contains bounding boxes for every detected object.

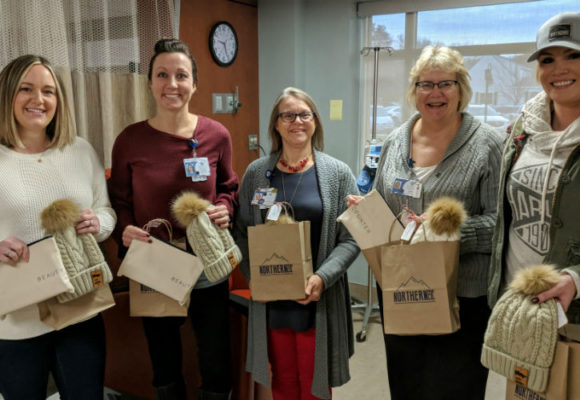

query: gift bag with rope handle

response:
[381,218,460,335]
[118,219,202,315]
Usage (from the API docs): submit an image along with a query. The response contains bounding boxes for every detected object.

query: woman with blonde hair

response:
[348,46,504,399]
[0,54,115,399]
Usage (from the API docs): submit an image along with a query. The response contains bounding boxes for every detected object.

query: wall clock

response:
[209,21,238,67]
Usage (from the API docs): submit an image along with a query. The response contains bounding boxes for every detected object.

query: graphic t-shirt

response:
[505,140,572,284]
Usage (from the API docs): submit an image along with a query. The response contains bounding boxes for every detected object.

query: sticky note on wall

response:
[330,100,343,121]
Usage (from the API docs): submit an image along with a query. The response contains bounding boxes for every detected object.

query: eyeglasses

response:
[415,80,458,92]
[278,111,316,123]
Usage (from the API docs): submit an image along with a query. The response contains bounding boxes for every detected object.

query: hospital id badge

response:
[251,188,278,209]
[183,157,210,182]
[392,178,422,198]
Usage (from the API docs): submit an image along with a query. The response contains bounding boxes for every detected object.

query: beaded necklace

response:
[279,156,309,173]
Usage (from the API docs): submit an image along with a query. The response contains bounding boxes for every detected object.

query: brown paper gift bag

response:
[248,221,313,301]
[117,219,204,305]
[128,279,189,317]
[1,236,75,315]
[505,340,570,400]
[381,238,460,335]
[337,190,404,287]
[38,284,115,330]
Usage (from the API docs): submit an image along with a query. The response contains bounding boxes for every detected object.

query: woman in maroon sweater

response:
[108,39,238,400]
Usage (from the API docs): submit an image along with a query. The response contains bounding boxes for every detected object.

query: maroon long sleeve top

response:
[108,117,239,244]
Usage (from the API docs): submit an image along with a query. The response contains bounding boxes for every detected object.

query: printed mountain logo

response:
[259,253,294,276]
[393,276,435,304]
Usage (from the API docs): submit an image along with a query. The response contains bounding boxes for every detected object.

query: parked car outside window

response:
[466,104,510,132]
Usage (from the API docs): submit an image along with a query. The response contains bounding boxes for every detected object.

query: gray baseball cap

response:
[528,12,580,62]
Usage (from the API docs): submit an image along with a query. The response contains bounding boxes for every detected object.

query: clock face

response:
[209,22,238,67]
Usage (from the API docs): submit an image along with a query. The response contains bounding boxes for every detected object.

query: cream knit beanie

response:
[481,265,561,392]
[41,199,112,303]
[172,192,241,282]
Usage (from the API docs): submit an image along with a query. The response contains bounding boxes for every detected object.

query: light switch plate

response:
[249,135,258,150]
[212,93,235,114]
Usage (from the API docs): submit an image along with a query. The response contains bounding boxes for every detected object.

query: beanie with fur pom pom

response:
[41,199,112,302]
[481,264,561,392]
[172,191,241,282]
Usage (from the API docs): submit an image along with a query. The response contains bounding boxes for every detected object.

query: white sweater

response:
[0,137,116,340]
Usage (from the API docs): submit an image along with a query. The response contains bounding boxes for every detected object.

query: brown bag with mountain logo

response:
[248,220,313,301]
[380,232,460,335]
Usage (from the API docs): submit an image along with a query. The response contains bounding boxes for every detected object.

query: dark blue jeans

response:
[0,314,106,400]
[142,280,232,393]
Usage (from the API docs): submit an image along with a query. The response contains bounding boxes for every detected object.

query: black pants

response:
[377,287,490,400]
[142,280,232,394]
[0,315,105,400]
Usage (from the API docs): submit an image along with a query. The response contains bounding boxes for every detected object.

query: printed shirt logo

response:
[393,276,435,304]
[506,162,560,255]
[258,253,293,275]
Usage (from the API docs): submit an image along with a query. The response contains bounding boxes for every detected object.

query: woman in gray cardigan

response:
[235,87,359,400]
[349,46,503,400]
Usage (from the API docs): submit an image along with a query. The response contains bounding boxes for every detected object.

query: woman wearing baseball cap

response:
[488,12,580,340]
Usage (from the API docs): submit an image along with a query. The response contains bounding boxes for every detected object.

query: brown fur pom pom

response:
[172,192,211,227]
[41,199,81,234]
[426,197,467,236]
[509,264,562,296]
[265,213,296,225]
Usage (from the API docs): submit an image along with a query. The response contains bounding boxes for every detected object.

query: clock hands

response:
[216,39,231,59]
[219,40,228,53]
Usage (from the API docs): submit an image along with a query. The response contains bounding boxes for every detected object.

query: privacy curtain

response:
[0,0,177,167]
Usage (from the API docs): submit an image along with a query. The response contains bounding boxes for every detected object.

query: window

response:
[370,13,405,49]
[360,0,580,151]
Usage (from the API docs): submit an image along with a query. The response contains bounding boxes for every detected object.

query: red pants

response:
[267,328,330,400]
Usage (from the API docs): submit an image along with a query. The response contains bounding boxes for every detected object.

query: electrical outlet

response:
[249,135,258,151]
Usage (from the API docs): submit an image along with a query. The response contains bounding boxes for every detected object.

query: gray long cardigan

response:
[234,150,360,399]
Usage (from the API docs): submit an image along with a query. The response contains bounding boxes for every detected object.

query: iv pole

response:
[365,46,392,140]
[352,46,392,342]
